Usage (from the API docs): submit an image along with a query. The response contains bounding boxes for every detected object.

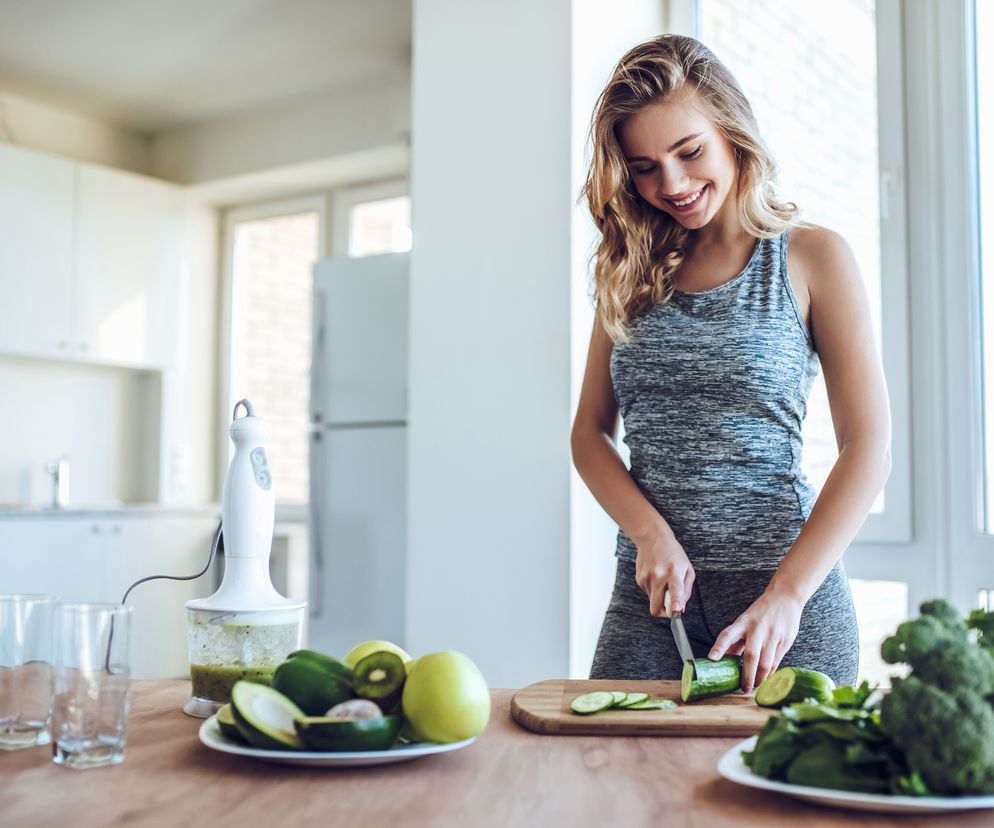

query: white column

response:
[409,0,664,688]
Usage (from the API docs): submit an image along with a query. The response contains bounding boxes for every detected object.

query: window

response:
[224,198,324,507]
[696,0,911,540]
[977,0,994,530]
[331,179,411,259]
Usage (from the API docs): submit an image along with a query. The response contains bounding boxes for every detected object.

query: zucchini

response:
[570,691,615,714]
[754,666,835,708]
[681,656,741,702]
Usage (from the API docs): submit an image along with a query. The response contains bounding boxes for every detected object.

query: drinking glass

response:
[52,603,132,769]
[0,594,57,750]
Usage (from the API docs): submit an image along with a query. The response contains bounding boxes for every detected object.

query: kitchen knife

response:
[669,610,696,664]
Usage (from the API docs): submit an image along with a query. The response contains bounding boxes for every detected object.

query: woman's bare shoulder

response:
[786,223,858,297]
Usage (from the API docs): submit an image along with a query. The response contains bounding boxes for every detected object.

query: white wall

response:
[569,1,666,681]
[0,91,150,173]
[151,72,411,185]
[407,0,662,688]
[408,0,572,687]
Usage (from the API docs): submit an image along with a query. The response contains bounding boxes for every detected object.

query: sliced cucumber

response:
[681,656,741,702]
[616,692,650,708]
[230,681,305,750]
[755,667,835,708]
[570,691,616,715]
[623,699,678,711]
[609,691,628,705]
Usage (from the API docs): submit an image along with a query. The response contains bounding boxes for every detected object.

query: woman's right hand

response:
[634,531,696,618]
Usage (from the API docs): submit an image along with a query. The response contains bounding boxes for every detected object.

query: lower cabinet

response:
[0,514,220,679]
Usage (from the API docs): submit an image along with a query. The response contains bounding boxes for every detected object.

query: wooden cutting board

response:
[511,679,775,737]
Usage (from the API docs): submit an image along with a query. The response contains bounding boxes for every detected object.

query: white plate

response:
[198,715,475,767]
[717,736,994,814]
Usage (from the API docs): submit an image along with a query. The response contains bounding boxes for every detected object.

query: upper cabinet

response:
[0,142,75,357]
[0,142,186,370]
[75,164,185,368]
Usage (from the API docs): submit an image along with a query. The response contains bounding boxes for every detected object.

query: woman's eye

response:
[632,167,655,176]
[680,145,704,160]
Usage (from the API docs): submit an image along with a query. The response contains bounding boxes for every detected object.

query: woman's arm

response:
[709,227,892,691]
[572,316,695,616]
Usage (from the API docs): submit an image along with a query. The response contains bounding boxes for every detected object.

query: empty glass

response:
[52,603,132,769]
[0,594,57,750]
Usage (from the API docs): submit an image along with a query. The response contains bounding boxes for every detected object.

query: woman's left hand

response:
[708,592,805,693]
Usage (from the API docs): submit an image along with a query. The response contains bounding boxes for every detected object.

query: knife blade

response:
[669,610,696,664]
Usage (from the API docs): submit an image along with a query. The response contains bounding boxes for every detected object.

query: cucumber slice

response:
[623,699,678,711]
[230,681,305,750]
[609,691,629,706]
[570,691,616,715]
[681,656,741,702]
[616,692,650,708]
[755,667,836,708]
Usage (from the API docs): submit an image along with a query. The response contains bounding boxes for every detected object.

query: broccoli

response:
[967,608,994,649]
[880,676,994,795]
[877,600,994,795]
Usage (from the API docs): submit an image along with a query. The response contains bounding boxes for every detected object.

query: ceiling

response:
[0,0,412,133]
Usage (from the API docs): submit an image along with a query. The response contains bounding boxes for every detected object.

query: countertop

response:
[1,680,986,828]
[0,502,221,518]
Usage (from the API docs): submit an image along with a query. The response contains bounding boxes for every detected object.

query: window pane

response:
[977,0,994,530]
[349,196,412,257]
[849,579,908,687]
[231,211,319,505]
[699,0,883,512]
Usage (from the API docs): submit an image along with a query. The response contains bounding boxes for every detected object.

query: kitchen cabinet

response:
[74,164,185,368]
[0,143,75,357]
[0,142,186,369]
[0,514,219,679]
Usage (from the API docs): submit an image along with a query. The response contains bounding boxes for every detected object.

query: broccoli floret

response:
[967,609,994,650]
[920,599,965,633]
[880,676,994,795]
[909,643,994,697]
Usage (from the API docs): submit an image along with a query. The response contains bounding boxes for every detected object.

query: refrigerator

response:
[307,252,408,656]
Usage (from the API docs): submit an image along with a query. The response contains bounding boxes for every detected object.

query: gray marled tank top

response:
[610,228,819,570]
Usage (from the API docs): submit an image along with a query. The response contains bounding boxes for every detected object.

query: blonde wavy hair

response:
[582,34,800,342]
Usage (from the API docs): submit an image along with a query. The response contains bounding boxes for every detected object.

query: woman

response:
[572,34,891,692]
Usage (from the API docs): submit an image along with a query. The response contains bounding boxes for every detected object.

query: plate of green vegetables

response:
[717,600,994,813]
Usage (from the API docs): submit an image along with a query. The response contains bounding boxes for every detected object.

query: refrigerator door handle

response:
[310,287,327,424]
[308,431,325,620]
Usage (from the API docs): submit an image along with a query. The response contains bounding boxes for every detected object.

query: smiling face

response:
[617,90,740,235]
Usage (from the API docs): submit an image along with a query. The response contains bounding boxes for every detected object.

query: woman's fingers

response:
[709,620,745,661]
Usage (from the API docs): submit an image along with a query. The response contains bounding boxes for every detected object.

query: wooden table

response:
[1,680,986,827]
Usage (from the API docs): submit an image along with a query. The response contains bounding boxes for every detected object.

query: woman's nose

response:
[657,163,689,197]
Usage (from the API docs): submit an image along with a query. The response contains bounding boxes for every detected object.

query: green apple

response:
[343,639,412,669]
[401,651,490,743]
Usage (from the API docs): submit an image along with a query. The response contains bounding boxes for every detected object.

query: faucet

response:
[44,455,70,509]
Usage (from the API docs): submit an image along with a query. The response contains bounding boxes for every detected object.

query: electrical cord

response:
[103,520,223,674]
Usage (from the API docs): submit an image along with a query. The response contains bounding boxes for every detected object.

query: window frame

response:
[329,178,410,258]
[216,193,328,517]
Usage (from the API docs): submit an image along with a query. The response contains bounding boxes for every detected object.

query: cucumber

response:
[754,666,835,708]
[681,656,741,702]
[616,692,650,708]
[609,691,628,705]
[570,691,616,714]
[624,699,678,711]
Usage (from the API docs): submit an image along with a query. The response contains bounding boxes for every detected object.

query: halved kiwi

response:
[352,651,406,712]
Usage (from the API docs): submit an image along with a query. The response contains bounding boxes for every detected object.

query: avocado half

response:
[230,681,305,750]
[294,715,402,752]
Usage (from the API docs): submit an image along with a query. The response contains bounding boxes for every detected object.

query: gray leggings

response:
[590,558,859,687]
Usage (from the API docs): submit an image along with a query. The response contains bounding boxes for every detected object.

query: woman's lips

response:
[667,184,707,213]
